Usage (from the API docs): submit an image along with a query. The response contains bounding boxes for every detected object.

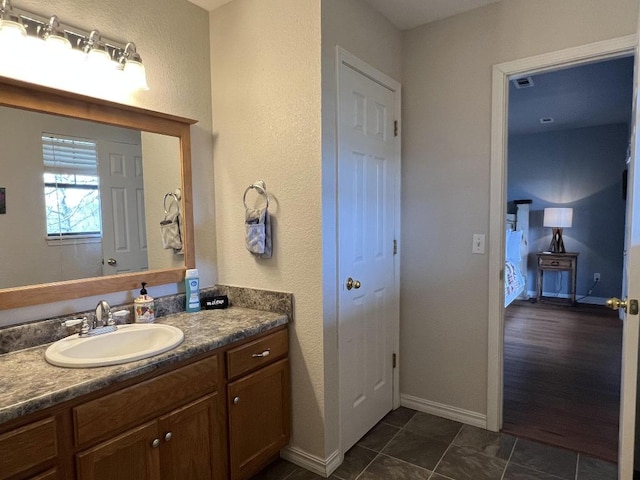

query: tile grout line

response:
[427,423,464,477]
[352,413,415,480]
[500,437,518,480]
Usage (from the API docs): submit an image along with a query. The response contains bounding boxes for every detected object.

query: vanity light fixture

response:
[41,15,71,50]
[119,43,150,91]
[83,30,117,69]
[0,0,26,40]
[0,2,149,92]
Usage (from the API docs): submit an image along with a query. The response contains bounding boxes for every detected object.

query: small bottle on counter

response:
[185,268,201,313]
[134,282,155,323]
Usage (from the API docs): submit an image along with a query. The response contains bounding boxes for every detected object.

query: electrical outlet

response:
[472,234,486,254]
[594,273,601,282]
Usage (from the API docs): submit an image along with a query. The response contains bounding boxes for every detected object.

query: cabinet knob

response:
[164,432,172,442]
[233,396,240,405]
[151,438,160,448]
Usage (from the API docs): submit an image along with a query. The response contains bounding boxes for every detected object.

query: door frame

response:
[487,35,636,431]
[335,46,402,439]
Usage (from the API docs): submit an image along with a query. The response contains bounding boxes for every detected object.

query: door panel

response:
[97,140,148,275]
[76,421,160,480]
[338,56,400,452]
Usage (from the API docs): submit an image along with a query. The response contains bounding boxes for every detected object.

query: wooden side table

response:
[536,252,579,305]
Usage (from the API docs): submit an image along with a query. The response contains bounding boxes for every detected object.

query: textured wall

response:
[141,133,184,271]
[0,0,214,326]
[209,0,324,459]
[401,0,638,416]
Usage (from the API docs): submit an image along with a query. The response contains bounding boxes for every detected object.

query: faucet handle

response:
[107,312,115,327]
[80,317,90,336]
[62,318,84,328]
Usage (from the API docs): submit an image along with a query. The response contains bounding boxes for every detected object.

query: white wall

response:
[210,0,401,466]
[0,0,214,326]
[401,0,638,418]
[141,133,185,270]
[209,0,325,461]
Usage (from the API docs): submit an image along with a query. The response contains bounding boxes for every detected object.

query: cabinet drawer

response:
[227,329,288,380]
[538,256,572,269]
[74,355,217,446]
[0,417,57,479]
[30,469,59,480]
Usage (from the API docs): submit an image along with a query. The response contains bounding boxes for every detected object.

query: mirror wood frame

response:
[0,76,196,310]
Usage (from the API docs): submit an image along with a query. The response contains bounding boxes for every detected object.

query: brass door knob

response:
[607,297,639,314]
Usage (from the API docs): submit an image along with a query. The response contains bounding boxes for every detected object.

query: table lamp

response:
[543,207,573,253]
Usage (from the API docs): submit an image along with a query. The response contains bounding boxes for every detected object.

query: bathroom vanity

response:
[0,307,290,480]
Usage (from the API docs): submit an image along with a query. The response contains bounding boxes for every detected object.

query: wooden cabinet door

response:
[158,394,221,480]
[76,421,161,480]
[228,359,290,480]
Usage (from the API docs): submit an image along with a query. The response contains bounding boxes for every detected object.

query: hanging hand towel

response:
[160,209,183,253]
[245,207,272,258]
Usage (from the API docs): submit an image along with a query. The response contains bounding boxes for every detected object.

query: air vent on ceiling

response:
[513,77,534,89]
[539,117,555,124]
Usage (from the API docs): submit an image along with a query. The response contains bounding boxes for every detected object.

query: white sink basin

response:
[45,323,184,368]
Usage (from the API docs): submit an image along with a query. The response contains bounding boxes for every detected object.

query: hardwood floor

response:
[503,300,622,462]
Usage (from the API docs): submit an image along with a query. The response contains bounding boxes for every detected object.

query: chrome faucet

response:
[77,301,118,337]
[94,300,114,328]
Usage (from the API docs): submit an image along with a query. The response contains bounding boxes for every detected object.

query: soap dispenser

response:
[134,282,155,323]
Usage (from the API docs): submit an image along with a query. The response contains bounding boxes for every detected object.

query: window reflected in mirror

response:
[1,105,183,290]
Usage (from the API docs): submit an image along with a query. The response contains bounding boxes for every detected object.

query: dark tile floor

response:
[251,407,617,480]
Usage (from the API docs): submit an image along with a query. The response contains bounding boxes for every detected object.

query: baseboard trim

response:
[280,446,342,477]
[400,394,487,429]
[525,290,607,306]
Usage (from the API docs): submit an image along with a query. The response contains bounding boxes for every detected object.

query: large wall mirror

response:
[0,76,196,310]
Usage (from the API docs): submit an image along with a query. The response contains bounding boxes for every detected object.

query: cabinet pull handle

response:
[252,349,270,358]
[164,432,172,442]
[152,438,160,448]
[233,396,240,405]
[551,261,559,266]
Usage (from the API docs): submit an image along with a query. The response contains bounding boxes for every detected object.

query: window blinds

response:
[42,134,98,175]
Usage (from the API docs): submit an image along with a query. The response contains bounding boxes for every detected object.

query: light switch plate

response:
[472,234,485,254]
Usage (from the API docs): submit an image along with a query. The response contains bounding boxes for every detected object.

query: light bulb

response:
[123,60,149,91]
[87,47,112,64]
[0,19,26,41]
[44,34,71,50]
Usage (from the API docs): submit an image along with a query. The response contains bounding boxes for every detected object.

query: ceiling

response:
[359,0,501,30]
[508,56,634,136]
[189,0,634,136]
[187,0,503,30]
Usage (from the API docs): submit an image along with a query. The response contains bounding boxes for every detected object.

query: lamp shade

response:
[543,207,573,228]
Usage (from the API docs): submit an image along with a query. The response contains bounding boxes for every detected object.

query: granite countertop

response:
[0,307,288,426]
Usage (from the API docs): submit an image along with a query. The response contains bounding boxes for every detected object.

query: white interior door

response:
[337,50,401,452]
[98,140,148,275]
[617,24,640,478]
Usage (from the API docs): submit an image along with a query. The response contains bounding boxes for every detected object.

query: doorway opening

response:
[487,37,640,475]
[502,56,634,461]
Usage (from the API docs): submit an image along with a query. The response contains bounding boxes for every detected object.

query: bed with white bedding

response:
[505,201,530,307]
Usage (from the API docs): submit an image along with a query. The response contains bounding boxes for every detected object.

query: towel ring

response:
[164,192,180,215]
[243,181,269,210]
